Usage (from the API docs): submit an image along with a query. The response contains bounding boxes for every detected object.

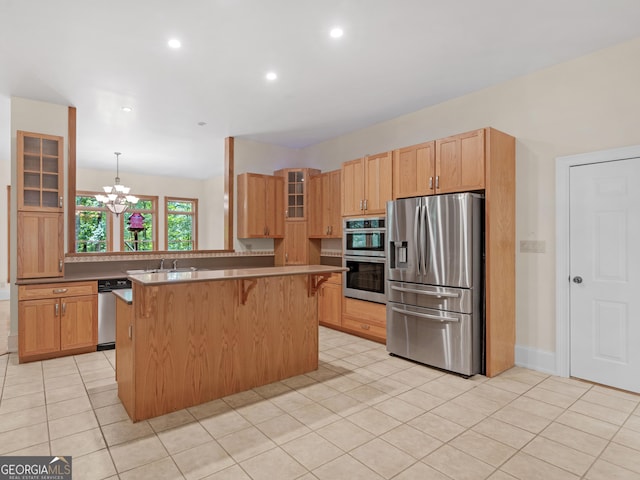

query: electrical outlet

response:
[520,240,546,253]
[245,243,252,251]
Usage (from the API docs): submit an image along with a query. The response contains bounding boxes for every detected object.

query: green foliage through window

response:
[76,194,109,252]
[167,199,196,251]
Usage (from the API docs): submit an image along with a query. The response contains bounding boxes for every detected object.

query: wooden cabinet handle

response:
[53,288,68,294]
[360,323,370,330]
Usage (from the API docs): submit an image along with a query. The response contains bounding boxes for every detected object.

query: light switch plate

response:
[520,240,546,253]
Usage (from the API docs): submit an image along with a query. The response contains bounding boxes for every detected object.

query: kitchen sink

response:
[127,267,198,275]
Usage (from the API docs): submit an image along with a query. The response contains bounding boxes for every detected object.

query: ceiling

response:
[2,0,640,179]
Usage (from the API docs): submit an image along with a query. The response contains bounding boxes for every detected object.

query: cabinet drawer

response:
[19,281,97,300]
[343,298,386,327]
[342,316,386,339]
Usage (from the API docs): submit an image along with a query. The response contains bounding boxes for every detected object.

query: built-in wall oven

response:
[343,217,386,304]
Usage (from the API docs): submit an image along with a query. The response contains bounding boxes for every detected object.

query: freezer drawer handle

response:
[390,286,459,298]
[391,306,459,323]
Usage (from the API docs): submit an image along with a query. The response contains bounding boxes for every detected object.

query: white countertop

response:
[128,265,346,286]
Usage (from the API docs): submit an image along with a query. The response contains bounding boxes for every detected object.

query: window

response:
[165,197,198,251]
[120,196,158,251]
[75,192,111,252]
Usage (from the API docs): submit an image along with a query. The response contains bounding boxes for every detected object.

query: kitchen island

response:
[115,265,346,422]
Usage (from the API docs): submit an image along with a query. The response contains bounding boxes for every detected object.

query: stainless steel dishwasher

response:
[97,278,132,350]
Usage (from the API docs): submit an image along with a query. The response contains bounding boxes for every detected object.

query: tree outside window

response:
[121,196,157,251]
[76,192,110,252]
[166,197,197,251]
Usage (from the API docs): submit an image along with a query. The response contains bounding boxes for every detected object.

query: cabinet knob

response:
[128,324,133,339]
[62,302,67,315]
[59,259,63,272]
[435,176,440,189]
[59,196,63,208]
[54,302,59,317]
[429,177,433,190]
[360,324,370,330]
[359,200,363,211]
[364,199,368,211]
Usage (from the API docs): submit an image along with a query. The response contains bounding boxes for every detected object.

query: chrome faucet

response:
[159,259,165,270]
[172,259,178,270]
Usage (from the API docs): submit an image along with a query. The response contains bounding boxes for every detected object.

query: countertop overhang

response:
[127,265,346,286]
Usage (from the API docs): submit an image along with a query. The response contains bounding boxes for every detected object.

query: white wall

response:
[202,175,225,250]
[299,37,640,363]
[77,168,223,250]
[0,94,10,292]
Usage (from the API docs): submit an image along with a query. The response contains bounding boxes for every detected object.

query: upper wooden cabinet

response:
[274,168,320,221]
[309,169,341,238]
[342,151,392,216]
[393,141,436,199]
[17,131,64,212]
[17,211,64,279]
[435,128,485,194]
[237,173,285,238]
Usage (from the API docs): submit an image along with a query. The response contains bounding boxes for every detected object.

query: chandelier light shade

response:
[95,152,139,215]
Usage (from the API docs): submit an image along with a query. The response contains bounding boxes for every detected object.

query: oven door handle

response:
[390,286,459,298]
[390,307,459,323]
[344,255,386,264]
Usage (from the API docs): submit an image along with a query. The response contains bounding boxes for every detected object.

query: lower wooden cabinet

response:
[342,297,386,343]
[318,273,342,328]
[18,281,97,362]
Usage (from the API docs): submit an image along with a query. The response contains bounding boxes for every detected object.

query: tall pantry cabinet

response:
[274,168,320,266]
[16,131,65,279]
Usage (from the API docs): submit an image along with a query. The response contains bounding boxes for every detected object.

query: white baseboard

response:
[514,344,558,376]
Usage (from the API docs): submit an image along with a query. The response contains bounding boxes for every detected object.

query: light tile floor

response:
[0,326,639,479]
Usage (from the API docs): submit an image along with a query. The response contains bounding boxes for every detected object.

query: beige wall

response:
[0,94,9,291]
[299,37,640,358]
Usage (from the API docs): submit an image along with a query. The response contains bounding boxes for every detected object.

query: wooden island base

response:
[116,267,342,422]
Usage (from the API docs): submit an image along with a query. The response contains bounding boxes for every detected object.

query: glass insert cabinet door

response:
[17,131,64,211]
[274,168,320,221]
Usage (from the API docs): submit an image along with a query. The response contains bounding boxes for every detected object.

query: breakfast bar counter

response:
[116,265,346,421]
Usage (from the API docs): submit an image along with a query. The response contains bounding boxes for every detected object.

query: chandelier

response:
[95,152,139,215]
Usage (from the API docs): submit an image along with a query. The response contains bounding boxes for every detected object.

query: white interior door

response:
[570,158,640,393]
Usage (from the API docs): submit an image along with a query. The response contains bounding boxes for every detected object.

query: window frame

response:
[119,195,158,252]
[75,190,113,253]
[165,196,198,251]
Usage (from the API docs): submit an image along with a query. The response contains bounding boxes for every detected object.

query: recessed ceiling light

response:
[121,106,133,113]
[265,71,278,81]
[330,27,344,38]
[168,38,181,49]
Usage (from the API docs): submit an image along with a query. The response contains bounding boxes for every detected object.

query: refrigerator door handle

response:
[414,203,421,274]
[420,204,428,274]
[390,307,459,323]
[390,285,460,298]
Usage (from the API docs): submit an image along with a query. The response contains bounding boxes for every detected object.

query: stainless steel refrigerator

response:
[386,192,484,376]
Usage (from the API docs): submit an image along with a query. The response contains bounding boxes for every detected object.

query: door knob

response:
[572,276,583,284]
